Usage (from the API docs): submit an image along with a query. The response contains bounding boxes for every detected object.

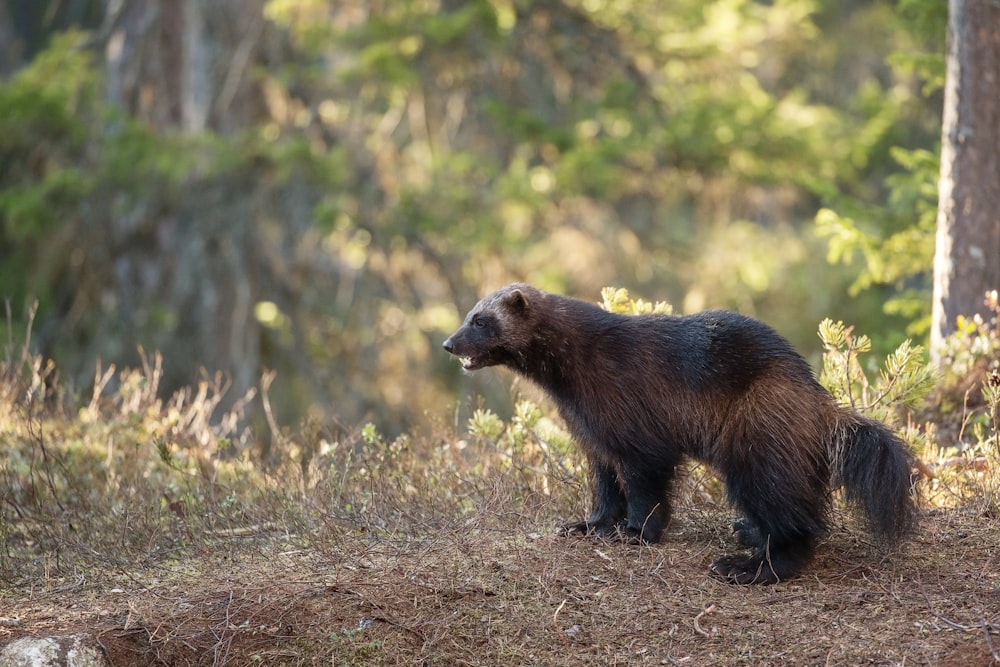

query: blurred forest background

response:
[0,0,945,440]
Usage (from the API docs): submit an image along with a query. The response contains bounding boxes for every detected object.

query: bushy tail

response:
[836,415,918,544]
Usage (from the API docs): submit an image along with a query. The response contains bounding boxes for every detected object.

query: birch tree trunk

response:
[930,0,1000,360]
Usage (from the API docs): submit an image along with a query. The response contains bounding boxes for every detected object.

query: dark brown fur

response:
[443,283,917,584]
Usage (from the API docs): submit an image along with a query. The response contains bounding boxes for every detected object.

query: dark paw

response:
[709,554,780,585]
[559,521,596,537]
[559,520,622,538]
[732,518,765,548]
[559,521,659,545]
[613,524,662,545]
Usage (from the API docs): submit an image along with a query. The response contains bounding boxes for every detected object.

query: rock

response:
[0,635,108,667]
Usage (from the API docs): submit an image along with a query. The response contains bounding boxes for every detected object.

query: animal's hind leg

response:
[710,537,815,585]
[712,492,820,584]
[731,517,765,548]
[711,444,827,584]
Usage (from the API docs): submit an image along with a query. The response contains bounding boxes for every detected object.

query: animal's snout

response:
[442,337,455,354]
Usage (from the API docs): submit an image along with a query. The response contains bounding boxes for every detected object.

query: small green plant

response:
[358,420,410,479]
[935,291,1000,387]
[816,319,939,500]
[600,286,673,315]
[922,292,1000,509]
[329,627,383,659]
[468,407,504,441]
[466,399,582,495]
[817,318,936,426]
[361,422,383,448]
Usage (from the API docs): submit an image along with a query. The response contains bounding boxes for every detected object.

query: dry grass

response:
[2,334,1000,665]
[4,498,1000,666]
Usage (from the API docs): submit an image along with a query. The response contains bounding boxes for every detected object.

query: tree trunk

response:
[930,0,1000,359]
[96,0,270,427]
[181,0,211,131]
[0,3,16,76]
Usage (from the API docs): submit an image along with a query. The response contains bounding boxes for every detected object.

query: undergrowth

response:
[920,292,1000,510]
[815,291,1000,513]
[0,311,575,585]
[2,289,998,588]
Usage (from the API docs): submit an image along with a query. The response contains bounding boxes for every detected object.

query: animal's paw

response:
[610,524,660,545]
[709,554,780,585]
[559,521,595,537]
[559,521,649,542]
[559,521,622,539]
[559,521,660,545]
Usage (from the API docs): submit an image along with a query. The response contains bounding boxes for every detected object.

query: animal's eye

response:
[472,315,486,328]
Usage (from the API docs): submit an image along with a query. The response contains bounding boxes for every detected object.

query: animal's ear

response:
[503,288,530,314]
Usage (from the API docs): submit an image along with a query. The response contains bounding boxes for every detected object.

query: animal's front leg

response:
[616,464,673,544]
[560,460,626,537]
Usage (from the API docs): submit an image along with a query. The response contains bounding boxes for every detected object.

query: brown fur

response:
[443,283,917,583]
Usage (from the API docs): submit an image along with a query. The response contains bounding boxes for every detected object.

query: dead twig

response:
[693,603,718,638]
[552,599,584,666]
[921,587,1000,635]
[983,616,1000,664]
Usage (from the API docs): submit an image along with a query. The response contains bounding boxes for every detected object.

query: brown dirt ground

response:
[3,501,999,666]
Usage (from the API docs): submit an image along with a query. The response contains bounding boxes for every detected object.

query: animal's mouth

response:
[443,339,488,370]
[459,355,483,370]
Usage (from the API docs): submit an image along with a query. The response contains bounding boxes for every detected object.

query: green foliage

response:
[1,0,949,434]
[818,318,936,427]
[468,407,505,441]
[814,1,945,333]
[815,144,939,333]
[934,294,1000,387]
[467,399,582,494]
[0,32,95,240]
[0,33,193,329]
[892,0,948,95]
[600,286,673,316]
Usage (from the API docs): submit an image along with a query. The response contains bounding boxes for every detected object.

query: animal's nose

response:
[442,338,454,353]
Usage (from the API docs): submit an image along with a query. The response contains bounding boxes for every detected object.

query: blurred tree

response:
[930,0,1000,359]
[0,0,950,436]
[812,0,945,340]
[103,0,270,132]
[0,5,15,76]
[0,0,102,70]
[1,1,284,430]
[94,0,274,422]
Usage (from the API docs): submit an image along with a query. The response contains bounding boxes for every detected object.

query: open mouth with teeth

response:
[442,336,490,370]
[459,355,484,370]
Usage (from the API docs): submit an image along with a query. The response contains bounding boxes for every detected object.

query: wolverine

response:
[443,283,917,584]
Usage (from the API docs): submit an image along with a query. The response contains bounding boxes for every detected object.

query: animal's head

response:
[442,283,539,371]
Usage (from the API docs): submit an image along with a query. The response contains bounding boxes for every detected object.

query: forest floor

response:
[3,494,1000,666]
[3,339,1000,666]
